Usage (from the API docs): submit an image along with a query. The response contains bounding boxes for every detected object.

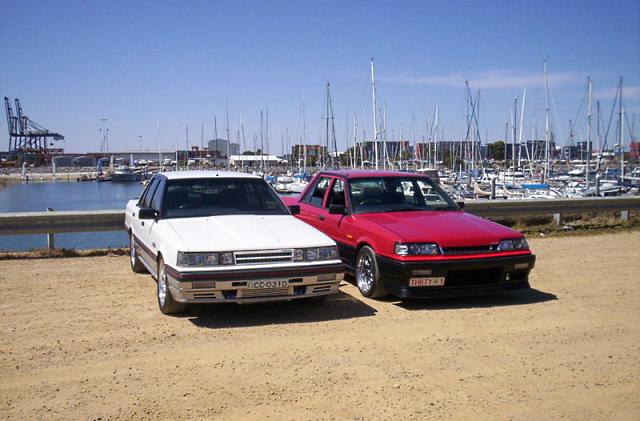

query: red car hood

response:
[357,210,521,248]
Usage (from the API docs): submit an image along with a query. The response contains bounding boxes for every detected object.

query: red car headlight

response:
[395,243,440,256]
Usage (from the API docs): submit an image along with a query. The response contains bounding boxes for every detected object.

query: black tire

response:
[355,246,388,298]
[129,233,147,273]
[157,257,185,315]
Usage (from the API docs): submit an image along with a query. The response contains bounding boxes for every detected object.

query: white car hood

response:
[164,214,334,251]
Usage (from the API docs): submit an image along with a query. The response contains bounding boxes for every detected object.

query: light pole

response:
[139,135,143,151]
[99,118,108,153]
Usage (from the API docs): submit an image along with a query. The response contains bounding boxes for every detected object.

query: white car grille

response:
[241,287,290,298]
[234,249,294,265]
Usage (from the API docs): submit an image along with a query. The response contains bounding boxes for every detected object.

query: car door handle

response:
[318,216,325,221]
[141,221,145,226]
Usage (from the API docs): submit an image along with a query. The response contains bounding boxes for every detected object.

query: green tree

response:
[488,141,505,160]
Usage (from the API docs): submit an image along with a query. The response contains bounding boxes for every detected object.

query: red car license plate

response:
[409,277,445,287]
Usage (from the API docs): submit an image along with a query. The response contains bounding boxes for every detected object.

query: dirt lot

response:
[1,231,639,420]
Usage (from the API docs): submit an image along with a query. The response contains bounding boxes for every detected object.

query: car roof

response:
[158,170,260,180]
[317,169,426,179]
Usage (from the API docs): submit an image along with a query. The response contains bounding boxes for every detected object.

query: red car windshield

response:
[348,177,458,214]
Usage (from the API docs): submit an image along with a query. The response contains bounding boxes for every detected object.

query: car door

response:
[297,175,331,230]
[130,176,159,252]
[322,178,358,264]
[321,177,348,240]
[139,176,166,271]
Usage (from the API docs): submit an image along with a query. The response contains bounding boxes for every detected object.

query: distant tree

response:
[488,141,505,160]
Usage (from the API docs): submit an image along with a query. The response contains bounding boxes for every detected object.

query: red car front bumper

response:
[375,253,536,298]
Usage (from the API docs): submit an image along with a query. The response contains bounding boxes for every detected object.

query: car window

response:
[325,179,345,208]
[163,178,288,218]
[349,177,457,214]
[137,178,154,207]
[140,178,159,208]
[150,178,166,211]
[306,177,330,207]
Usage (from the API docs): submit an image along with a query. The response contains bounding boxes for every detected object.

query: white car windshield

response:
[348,177,457,214]
[163,178,288,218]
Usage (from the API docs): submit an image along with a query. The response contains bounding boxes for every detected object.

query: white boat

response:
[111,166,143,182]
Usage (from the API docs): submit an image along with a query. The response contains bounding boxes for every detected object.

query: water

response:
[0,181,145,251]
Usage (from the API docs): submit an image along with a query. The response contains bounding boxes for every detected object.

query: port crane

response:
[4,97,64,153]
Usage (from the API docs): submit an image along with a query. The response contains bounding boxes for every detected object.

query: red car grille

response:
[441,245,497,255]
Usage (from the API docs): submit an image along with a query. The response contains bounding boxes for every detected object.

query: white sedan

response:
[125,171,344,314]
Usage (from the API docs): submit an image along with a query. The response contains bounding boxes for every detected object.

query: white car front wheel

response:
[157,258,185,315]
[129,233,147,273]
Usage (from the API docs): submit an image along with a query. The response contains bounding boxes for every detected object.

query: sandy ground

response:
[0,231,638,420]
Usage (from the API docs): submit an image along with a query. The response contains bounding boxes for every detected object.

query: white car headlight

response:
[293,249,305,261]
[220,252,235,265]
[306,248,319,261]
[319,246,338,260]
[177,252,219,267]
[395,243,440,256]
[294,246,338,261]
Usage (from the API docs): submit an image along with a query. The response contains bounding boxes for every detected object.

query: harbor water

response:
[0,181,144,252]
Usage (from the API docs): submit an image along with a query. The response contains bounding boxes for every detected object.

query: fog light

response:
[412,269,432,276]
[514,263,529,270]
[317,273,337,281]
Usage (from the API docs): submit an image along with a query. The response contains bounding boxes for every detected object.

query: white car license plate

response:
[409,277,445,287]
[248,280,289,289]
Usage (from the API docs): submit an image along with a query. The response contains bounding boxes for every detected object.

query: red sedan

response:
[283,170,536,299]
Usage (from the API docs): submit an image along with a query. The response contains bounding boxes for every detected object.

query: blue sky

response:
[1,0,639,154]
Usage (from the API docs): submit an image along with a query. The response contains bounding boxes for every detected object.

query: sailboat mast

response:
[260,110,264,172]
[214,117,218,167]
[512,96,518,171]
[618,77,624,180]
[265,108,269,172]
[302,87,307,174]
[586,77,592,188]
[383,102,388,170]
[325,83,330,169]
[544,59,551,182]
[353,114,358,169]
[434,105,439,169]
[518,89,526,170]
[225,99,230,169]
[370,58,379,170]
[240,113,246,172]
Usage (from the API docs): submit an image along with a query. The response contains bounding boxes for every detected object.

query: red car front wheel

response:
[356,246,388,299]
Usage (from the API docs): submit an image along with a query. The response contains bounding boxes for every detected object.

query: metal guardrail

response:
[465,196,640,218]
[0,210,124,235]
[0,197,638,249]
